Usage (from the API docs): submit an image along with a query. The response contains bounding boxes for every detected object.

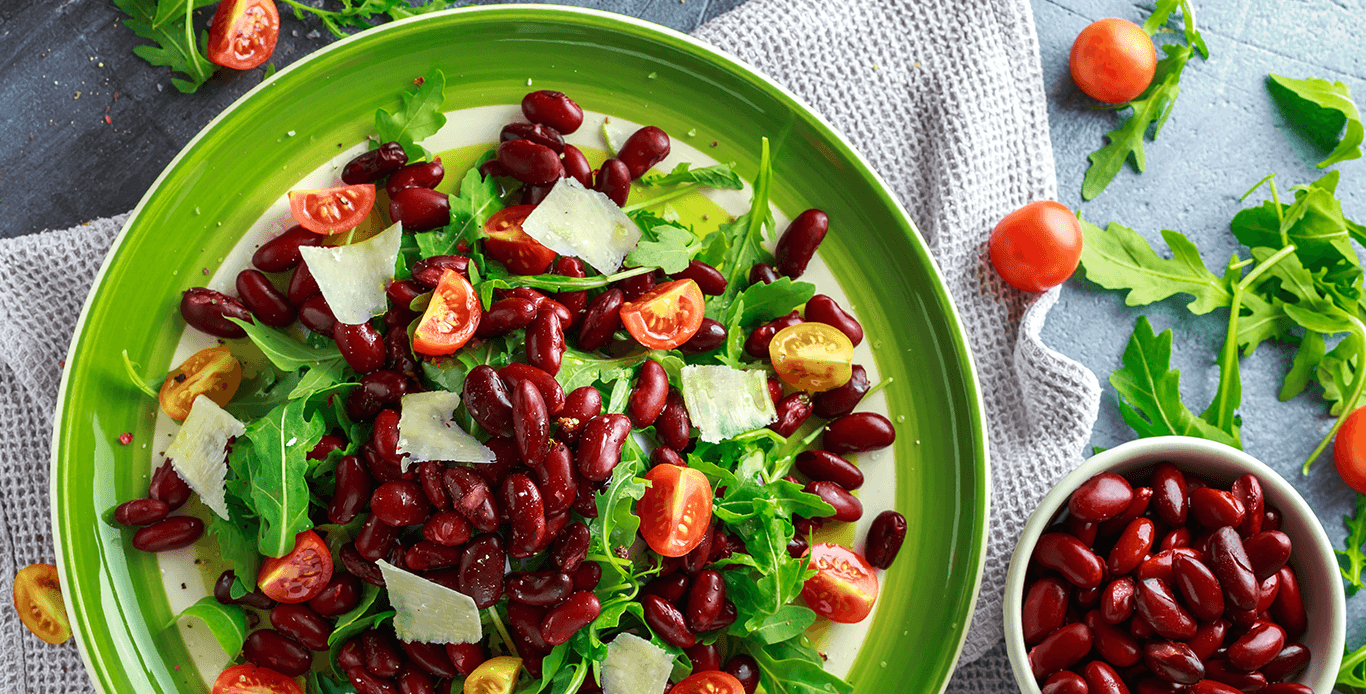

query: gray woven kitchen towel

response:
[0,0,1099,691]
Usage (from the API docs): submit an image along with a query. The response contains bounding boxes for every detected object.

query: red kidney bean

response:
[373,409,406,467]
[462,365,516,438]
[1202,660,1266,692]
[115,498,169,527]
[503,473,547,553]
[447,467,500,532]
[1270,565,1307,636]
[332,321,386,374]
[480,157,509,178]
[806,366,868,421]
[361,629,403,678]
[766,377,785,406]
[612,267,657,302]
[747,264,780,286]
[685,644,721,673]
[388,158,445,197]
[651,448,686,471]
[1075,583,1101,608]
[573,562,602,593]
[527,309,566,376]
[472,298,536,339]
[1152,462,1189,526]
[343,142,408,185]
[1208,526,1259,611]
[445,642,486,677]
[355,514,400,561]
[338,639,366,671]
[213,570,273,609]
[180,287,252,338]
[505,571,573,608]
[287,259,322,307]
[805,480,861,523]
[360,442,402,484]
[511,380,550,466]
[1260,685,1313,694]
[1229,474,1265,538]
[308,435,346,463]
[396,665,436,694]
[518,183,554,207]
[307,572,362,616]
[457,534,506,609]
[550,521,591,573]
[1227,620,1286,671]
[676,318,726,355]
[388,279,425,311]
[132,516,203,552]
[243,629,312,677]
[1070,473,1135,523]
[1033,533,1105,589]
[149,460,192,510]
[1084,609,1141,668]
[271,603,331,651]
[577,288,624,351]
[618,126,670,179]
[371,481,430,527]
[297,294,337,337]
[500,122,565,154]
[390,187,451,231]
[541,591,602,645]
[804,294,864,346]
[1101,577,1136,625]
[522,90,583,134]
[254,224,324,272]
[347,667,398,694]
[703,600,738,632]
[577,413,631,481]
[823,412,896,455]
[412,461,449,511]
[1243,530,1292,581]
[1188,619,1229,662]
[530,442,575,516]
[329,455,372,524]
[498,362,566,417]
[1098,487,1154,537]
[859,510,906,570]
[770,393,813,437]
[651,390,691,452]
[1170,552,1224,623]
[592,158,632,207]
[508,600,552,655]
[1130,616,1155,640]
[1144,641,1204,685]
[412,255,470,290]
[1041,671,1088,694]
[341,544,386,587]
[1159,526,1191,551]
[685,570,726,632]
[385,325,420,378]
[1191,487,1246,529]
[1082,661,1128,694]
[1067,516,1098,547]
[668,260,728,296]
[1108,517,1156,576]
[1263,505,1283,532]
[641,593,696,648]
[402,541,463,571]
[554,144,593,189]
[572,478,599,519]
[1023,577,1070,644]
[1028,623,1092,680]
[627,360,669,427]
[1136,548,1202,584]
[498,139,563,186]
[420,511,471,548]
[1261,643,1310,682]
[235,269,296,327]
[724,656,760,694]
[645,573,691,605]
[774,209,829,278]
[1136,578,1197,640]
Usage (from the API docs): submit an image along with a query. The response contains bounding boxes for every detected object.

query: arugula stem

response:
[1339,640,1366,686]
[486,607,518,659]
[619,185,698,213]
[601,121,618,157]
[1238,173,1276,201]
[184,0,206,83]
[1237,245,1296,292]
[1304,317,1366,474]
[497,265,654,291]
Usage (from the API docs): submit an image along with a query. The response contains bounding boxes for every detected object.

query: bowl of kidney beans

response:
[1004,435,1345,694]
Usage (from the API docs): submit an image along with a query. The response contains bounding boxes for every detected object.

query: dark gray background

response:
[2,0,1362,661]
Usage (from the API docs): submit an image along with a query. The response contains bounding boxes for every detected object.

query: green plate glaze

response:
[51,6,988,693]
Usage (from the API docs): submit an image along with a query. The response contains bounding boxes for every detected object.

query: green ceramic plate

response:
[52,6,988,693]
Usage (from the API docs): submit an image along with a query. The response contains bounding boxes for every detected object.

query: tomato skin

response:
[13,564,71,644]
[288,184,376,235]
[413,269,482,356]
[159,346,243,420]
[769,322,854,392]
[483,205,557,275]
[257,530,333,604]
[620,279,706,350]
[1069,18,1157,104]
[1335,407,1366,493]
[987,201,1083,293]
[672,670,746,694]
[212,664,303,694]
[639,464,713,557]
[207,0,280,71]
[801,543,879,624]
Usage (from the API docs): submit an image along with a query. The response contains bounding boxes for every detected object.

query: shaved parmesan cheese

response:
[376,560,482,645]
[397,390,495,471]
[680,365,777,443]
[297,222,402,324]
[601,633,673,694]
[521,177,642,275]
[164,395,245,519]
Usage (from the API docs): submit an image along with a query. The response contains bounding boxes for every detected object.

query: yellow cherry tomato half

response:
[464,656,523,694]
[13,563,71,644]
[159,345,243,421]
[769,322,854,392]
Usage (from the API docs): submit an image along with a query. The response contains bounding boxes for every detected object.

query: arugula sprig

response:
[1268,74,1364,169]
[375,68,448,160]
[278,0,454,39]
[113,0,218,93]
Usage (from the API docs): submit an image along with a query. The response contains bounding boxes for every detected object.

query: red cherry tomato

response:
[1069,18,1157,104]
[619,279,705,350]
[413,269,482,356]
[800,542,879,624]
[638,464,713,558]
[987,201,1083,293]
[257,530,333,604]
[672,671,746,694]
[1335,407,1366,494]
[483,205,557,275]
[288,184,376,235]
[206,0,280,71]
[212,664,303,694]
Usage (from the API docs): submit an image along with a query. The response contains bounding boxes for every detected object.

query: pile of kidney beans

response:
[1024,463,1312,694]
[109,87,913,694]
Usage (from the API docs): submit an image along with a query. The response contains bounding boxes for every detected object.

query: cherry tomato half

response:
[257,530,333,604]
[987,200,1083,293]
[483,205,557,275]
[206,0,280,71]
[13,564,71,644]
[413,269,482,356]
[288,184,376,235]
[1335,407,1366,494]
[159,346,243,421]
[1069,18,1157,104]
[463,656,522,694]
[769,322,853,392]
[639,464,713,558]
[801,542,879,624]
[212,664,303,694]
[673,671,746,694]
[620,279,705,350]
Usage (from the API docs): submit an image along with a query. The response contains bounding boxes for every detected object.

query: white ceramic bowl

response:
[1003,436,1346,692]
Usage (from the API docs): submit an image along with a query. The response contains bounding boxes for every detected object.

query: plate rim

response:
[50,5,991,693]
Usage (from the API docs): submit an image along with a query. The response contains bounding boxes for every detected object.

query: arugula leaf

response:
[1268,74,1364,168]
[1319,335,1361,416]
[225,368,300,420]
[307,672,356,694]
[288,360,353,402]
[228,318,345,372]
[1077,218,1233,315]
[1339,493,1366,596]
[1110,316,1240,447]
[704,139,775,321]
[113,0,217,93]
[246,400,326,557]
[171,596,246,657]
[121,350,162,398]
[625,225,703,273]
[641,162,744,189]
[1281,331,1325,401]
[557,348,648,393]
[1341,638,1366,692]
[1231,171,1359,272]
[375,68,447,160]
[732,278,816,327]
[593,440,649,578]
[746,638,855,694]
[415,152,503,259]
[746,604,818,645]
[207,499,262,592]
